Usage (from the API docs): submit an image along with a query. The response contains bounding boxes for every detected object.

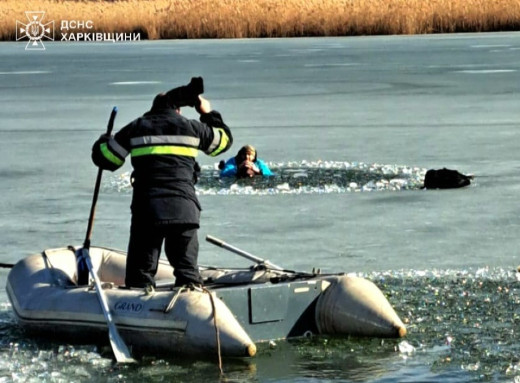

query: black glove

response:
[166,77,204,108]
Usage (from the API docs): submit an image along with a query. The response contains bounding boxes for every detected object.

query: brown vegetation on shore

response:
[2,0,520,41]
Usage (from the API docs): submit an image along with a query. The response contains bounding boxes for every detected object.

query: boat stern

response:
[315,275,406,338]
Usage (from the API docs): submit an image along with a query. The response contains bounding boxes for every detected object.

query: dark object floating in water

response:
[422,168,473,189]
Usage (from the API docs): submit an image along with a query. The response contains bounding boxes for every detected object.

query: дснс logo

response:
[16,11,54,50]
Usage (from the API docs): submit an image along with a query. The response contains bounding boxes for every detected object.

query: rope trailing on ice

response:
[202,286,223,375]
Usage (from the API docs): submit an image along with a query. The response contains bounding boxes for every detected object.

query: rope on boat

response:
[164,286,187,313]
[202,286,223,375]
[163,285,223,374]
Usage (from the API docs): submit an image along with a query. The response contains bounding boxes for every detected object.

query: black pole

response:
[75,107,134,363]
[84,106,118,249]
[77,106,117,285]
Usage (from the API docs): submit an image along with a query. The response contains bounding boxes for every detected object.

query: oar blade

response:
[82,248,135,364]
[79,107,135,363]
[107,322,136,364]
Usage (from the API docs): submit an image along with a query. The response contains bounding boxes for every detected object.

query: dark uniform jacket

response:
[92,107,232,225]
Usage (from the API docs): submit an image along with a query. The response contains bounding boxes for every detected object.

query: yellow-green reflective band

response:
[131,145,199,158]
[131,135,200,147]
[101,143,124,166]
[208,129,230,157]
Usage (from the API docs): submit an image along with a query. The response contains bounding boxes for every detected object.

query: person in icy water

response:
[219,145,273,178]
[91,77,233,289]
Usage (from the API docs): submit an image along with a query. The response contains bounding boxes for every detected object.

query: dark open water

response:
[1,32,520,382]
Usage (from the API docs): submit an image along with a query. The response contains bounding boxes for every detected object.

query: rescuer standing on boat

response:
[91,77,233,289]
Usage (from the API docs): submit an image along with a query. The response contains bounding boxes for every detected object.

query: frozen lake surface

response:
[1,33,520,382]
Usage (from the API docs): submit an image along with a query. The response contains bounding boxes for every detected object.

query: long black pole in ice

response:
[81,106,135,364]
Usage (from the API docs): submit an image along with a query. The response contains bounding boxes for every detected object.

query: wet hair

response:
[237,165,256,178]
[235,145,257,164]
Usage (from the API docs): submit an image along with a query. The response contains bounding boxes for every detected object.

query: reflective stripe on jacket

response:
[91,107,232,223]
[93,108,231,170]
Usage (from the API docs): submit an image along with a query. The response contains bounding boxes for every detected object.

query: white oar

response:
[206,235,284,271]
[79,107,135,364]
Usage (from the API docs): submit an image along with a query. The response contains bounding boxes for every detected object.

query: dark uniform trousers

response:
[91,106,233,289]
[125,216,203,288]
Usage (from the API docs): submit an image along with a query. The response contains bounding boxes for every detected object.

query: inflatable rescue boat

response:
[6,243,406,359]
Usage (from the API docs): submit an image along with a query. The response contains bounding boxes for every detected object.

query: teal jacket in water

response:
[220,157,273,178]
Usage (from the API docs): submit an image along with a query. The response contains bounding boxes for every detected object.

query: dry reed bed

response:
[2,0,520,40]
